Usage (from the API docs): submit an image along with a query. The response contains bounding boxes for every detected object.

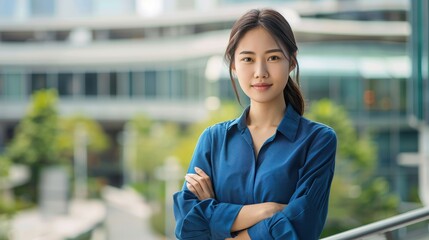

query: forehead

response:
[236,27,280,51]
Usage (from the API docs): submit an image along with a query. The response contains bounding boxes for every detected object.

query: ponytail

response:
[284,76,304,115]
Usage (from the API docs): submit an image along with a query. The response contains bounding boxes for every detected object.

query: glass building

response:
[0,0,417,202]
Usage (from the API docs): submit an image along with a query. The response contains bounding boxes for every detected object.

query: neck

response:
[247,100,286,128]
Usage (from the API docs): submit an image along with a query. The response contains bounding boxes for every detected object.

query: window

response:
[109,72,118,96]
[364,78,393,112]
[339,76,360,112]
[144,70,157,99]
[0,0,16,18]
[130,72,144,97]
[30,0,55,17]
[0,72,26,99]
[305,76,330,101]
[30,73,47,94]
[84,73,97,96]
[74,0,92,16]
[58,73,74,96]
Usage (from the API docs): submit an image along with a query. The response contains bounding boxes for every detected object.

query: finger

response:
[194,167,209,177]
[194,168,215,196]
[187,173,212,196]
[185,174,205,194]
[193,168,213,190]
[186,182,201,200]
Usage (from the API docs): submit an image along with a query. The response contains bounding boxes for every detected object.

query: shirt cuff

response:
[210,202,243,239]
[248,219,273,240]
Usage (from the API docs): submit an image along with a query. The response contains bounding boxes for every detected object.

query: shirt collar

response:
[229,105,301,141]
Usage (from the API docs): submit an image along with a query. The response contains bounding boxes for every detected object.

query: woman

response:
[173,8,337,240]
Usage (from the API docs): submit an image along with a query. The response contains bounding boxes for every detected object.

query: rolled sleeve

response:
[174,191,242,239]
[173,127,243,239]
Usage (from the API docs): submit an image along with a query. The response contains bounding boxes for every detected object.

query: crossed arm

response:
[185,167,286,239]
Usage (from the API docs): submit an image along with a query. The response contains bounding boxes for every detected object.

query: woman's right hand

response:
[185,167,215,200]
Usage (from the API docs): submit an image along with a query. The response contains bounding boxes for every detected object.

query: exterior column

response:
[419,125,429,206]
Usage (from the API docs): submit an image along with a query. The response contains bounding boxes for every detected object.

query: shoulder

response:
[202,119,236,138]
[300,116,337,143]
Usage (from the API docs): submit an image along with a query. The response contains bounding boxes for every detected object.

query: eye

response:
[241,57,253,63]
[268,55,281,61]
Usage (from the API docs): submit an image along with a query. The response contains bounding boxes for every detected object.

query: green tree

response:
[127,115,180,189]
[4,89,111,203]
[306,99,398,236]
[57,115,111,198]
[5,89,61,203]
[174,103,240,169]
[57,115,110,160]
[126,103,239,235]
[124,115,181,235]
[0,156,10,179]
[7,89,60,166]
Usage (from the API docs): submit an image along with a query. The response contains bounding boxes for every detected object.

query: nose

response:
[254,62,268,79]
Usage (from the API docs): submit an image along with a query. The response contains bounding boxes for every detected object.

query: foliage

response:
[0,156,10,178]
[2,89,110,204]
[173,103,241,169]
[6,89,61,166]
[126,103,240,236]
[124,114,180,237]
[2,89,61,203]
[57,115,110,160]
[127,115,180,188]
[307,99,399,236]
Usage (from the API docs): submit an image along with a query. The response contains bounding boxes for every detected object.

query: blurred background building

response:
[1,0,428,239]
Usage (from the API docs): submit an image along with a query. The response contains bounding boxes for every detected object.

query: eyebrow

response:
[239,49,283,55]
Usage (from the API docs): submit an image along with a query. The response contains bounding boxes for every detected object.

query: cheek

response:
[235,65,252,81]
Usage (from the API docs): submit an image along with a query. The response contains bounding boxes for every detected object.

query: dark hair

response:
[224,8,305,115]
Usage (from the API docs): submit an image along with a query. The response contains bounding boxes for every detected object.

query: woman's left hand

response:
[185,167,215,200]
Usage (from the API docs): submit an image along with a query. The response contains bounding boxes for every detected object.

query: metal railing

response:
[322,207,429,240]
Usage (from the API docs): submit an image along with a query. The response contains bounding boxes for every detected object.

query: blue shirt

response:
[173,105,337,240]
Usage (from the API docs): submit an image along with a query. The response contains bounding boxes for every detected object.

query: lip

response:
[251,83,272,90]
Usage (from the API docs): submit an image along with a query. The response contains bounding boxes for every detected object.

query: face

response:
[232,27,294,106]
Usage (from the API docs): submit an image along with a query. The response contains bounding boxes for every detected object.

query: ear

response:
[289,52,297,73]
[231,62,237,74]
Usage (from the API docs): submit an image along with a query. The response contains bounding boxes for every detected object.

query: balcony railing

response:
[322,207,429,240]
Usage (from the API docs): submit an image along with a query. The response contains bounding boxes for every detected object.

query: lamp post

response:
[155,156,183,239]
[121,122,138,186]
[74,124,87,199]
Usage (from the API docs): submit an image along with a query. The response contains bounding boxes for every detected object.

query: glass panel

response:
[1,72,26,99]
[305,76,330,101]
[399,79,407,114]
[93,0,133,16]
[30,0,55,17]
[364,79,393,113]
[144,70,157,99]
[219,77,236,101]
[131,72,144,97]
[339,76,360,112]
[0,0,16,18]
[58,73,74,96]
[84,73,97,96]
[30,73,47,94]
[167,69,175,99]
[110,72,118,96]
[74,0,92,16]
[175,69,187,100]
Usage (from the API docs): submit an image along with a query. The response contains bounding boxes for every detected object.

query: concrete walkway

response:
[10,199,105,240]
[101,186,162,240]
